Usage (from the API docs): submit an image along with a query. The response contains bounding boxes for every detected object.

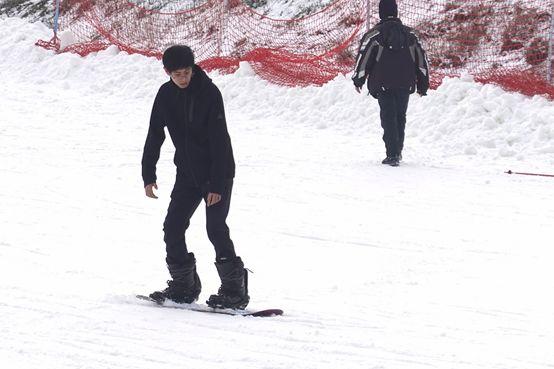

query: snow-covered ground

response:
[1,17,554,369]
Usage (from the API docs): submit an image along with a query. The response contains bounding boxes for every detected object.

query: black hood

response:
[379,18,409,51]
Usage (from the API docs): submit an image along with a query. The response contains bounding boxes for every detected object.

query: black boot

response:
[382,155,400,166]
[150,253,201,304]
[206,257,250,310]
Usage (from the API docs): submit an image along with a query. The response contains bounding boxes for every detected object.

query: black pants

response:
[163,175,236,266]
[377,89,410,157]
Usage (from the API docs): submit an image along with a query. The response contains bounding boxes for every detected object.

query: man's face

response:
[166,67,193,89]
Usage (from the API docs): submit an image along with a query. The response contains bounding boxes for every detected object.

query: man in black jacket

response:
[141,45,249,309]
[352,0,429,166]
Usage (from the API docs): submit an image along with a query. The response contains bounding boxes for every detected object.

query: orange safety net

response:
[37,0,366,86]
[380,0,554,98]
[36,0,554,98]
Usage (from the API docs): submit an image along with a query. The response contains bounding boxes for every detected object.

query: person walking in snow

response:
[141,45,249,309]
[352,0,429,166]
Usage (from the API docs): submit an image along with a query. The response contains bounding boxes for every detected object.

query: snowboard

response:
[136,294,283,317]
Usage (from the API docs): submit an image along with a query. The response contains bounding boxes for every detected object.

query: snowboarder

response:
[352,0,429,166]
[141,45,249,309]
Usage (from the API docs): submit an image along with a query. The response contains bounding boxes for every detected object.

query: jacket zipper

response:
[183,93,200,188]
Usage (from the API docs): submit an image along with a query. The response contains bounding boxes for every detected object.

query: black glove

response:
[352,77,365,89]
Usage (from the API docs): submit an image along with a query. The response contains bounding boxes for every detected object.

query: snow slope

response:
[1,17,554,369]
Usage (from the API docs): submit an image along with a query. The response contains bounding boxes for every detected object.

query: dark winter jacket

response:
[141,65,235,194]
[352,18,429,98]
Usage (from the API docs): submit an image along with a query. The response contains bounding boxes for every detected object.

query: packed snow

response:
[1,17,554,369]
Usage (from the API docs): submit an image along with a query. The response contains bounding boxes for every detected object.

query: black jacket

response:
[141,65,235,194]
[352,18,429,98]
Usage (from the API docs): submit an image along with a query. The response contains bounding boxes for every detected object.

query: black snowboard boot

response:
[150,253,201,304]
[206,257,250,310]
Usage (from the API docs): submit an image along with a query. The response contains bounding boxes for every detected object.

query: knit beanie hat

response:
[379,0,398,19]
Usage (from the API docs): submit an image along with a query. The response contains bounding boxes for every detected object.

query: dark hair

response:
[162,45,195,72]
[379,0,398,19]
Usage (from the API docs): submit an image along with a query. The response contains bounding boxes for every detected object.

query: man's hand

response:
[355,86,362,94]
[145,183,158,199]
[206,192,222,207]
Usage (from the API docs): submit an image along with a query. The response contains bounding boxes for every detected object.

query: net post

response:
[546,5,554,84]
[366,0,371,31]
[53,0,61,38]
[217,0,229,56]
